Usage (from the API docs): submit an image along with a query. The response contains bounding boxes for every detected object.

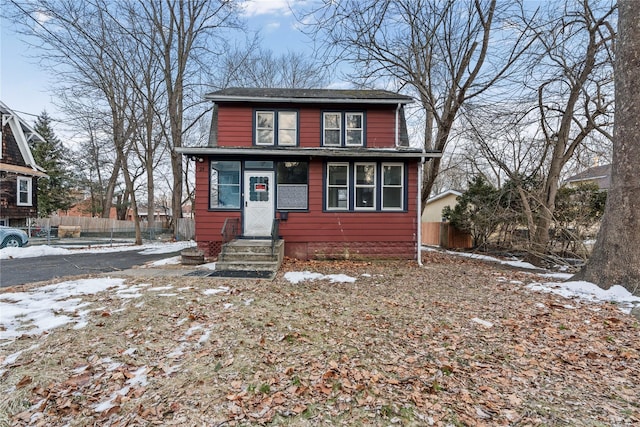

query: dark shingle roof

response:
[565,164,611,190]
[206,87,413,104]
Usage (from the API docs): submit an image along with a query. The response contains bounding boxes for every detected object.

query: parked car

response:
[0,226,29,248]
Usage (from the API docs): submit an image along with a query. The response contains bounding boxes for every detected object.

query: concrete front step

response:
[218,239,284,273]
[219,251,279,262]
[222,239,282,254]
[215,260,280,272]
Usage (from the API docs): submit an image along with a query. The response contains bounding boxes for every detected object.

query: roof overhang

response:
[0,162,49,177]
[176,146,441,160]
[205,93,413,105]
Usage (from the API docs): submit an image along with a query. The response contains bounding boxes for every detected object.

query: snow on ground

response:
[422,246,640,314]
[0,240,196,260]
[527,281,640,314]
[0,278,127,342]
[284,271,357,284]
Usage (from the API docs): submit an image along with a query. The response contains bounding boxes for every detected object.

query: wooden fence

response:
[32,217,195,240]
[422,221,472,249]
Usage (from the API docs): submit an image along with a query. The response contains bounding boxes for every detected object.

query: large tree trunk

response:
[574,0,640,295]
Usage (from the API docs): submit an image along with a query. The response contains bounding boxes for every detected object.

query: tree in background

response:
[575,0,640,296]
[442,176,502,249]
[30,111,75,216]
[303,0,536,210]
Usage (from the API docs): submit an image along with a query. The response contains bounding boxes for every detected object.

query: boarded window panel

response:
[277,184,308,209]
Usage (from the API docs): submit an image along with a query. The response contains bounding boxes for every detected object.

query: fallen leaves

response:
[1,258,639,426]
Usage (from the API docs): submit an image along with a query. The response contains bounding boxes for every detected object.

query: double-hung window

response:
[322,112,364,147]
[326,162,406,211]
[327,163,349,209]
[17,176,32,206]
[210,161,241,209]
[355,163,376,209]
[345,113,364,146]
[255,110,298,146]
[382,163,404,210]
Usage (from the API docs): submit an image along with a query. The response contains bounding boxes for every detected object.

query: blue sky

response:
[0,0,317,130]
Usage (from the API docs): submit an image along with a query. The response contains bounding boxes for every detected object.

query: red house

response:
[178,88,439,263]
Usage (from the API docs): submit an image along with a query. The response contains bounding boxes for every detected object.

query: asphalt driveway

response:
[0,249,184,288]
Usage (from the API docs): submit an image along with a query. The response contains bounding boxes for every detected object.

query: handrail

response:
[221,217,240,245]
[271,218,280,256]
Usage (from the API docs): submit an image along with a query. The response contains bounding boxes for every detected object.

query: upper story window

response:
[17,176,32,206]
[255,110,298,146]
[322,112,365,147]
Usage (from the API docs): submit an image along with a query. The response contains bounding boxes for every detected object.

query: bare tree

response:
[526,0,616,254]
[220,46,329,89]
[460,0,616,261]
[575,0,640,296]
[135,0,243,232]
[302,0,536,209]
[8,0,148,242]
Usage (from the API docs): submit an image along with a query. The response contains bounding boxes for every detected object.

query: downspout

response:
[417,156,425,266]
[395,103,401,146]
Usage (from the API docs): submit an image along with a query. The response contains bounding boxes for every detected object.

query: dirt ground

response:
[1,251,639,426]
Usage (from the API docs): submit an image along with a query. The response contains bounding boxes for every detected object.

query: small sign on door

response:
[254,183,267,192]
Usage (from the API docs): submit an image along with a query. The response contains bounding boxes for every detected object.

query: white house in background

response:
[421,190,462,223]
[565,164,611,191]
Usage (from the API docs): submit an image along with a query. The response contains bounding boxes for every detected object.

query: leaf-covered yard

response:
[1,251,639,426]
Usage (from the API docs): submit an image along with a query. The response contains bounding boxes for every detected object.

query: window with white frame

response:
[327,163,349,209]
[210,161,241,209]
[255,110,298,146]
[325,162,406,211]
[17,176,32,206]
[323,112,341,146]
[355,163,376,209]
[382,163,404,210]
[278,111,297,146]
[323,112,365,147]
[345,113,364,146]
[256,111,274,145]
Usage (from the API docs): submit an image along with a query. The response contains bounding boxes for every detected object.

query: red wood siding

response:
[193,158,419,260]
[217,105,253,147]
[365,107,396,148]
[216,102,399,149]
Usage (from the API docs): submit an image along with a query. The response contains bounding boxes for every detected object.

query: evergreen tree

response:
[30,111,75,216]
[442,176,502,248]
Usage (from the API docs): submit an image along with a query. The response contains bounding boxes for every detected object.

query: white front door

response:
[243,171,275,237]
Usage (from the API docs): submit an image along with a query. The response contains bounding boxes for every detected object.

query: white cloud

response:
[241,0,292,17]
[264,21,281,32]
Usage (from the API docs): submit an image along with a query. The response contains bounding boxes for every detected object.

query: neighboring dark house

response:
[565,164,611,190]
[0,101,47,226]
[178,88,440,261]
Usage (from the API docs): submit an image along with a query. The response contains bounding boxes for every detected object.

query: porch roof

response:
[176,146,441,160]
